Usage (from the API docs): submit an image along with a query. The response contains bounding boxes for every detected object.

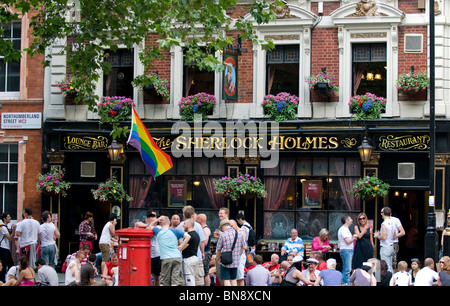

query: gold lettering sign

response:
[378,135,430,151]
[63,135,109,150]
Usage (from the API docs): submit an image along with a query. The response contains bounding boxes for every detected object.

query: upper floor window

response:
[103,49,134,98]
[352,43,387,97]
[0,22,21,97]
[266,45,299,96]
[183,48,215,97]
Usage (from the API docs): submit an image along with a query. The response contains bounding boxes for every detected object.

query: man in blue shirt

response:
[314,258,343,286]
[280,229,304,259]
[149,216,185,286]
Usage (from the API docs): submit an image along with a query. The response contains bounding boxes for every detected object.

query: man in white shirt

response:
[391,214,405,270]
[376,207,396,273]
[338,215,356,285]
[414,258,439,286]
[15,208,41,268]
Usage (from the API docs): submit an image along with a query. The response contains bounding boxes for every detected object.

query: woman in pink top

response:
[312,229,332,252]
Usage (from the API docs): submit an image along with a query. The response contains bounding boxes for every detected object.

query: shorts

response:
[182,256,198,286]
[195,260,205,286]
[202,251,212,276]
[220,265,237,281]
[160,258,184,286]
[151,256,161,276]
[99,243,110,263]
[41,245,56,265]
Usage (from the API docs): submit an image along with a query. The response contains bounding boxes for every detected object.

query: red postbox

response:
[116,228,154,286]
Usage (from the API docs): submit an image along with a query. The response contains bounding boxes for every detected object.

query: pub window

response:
[266,45,299,96]
[103,49,134,98]
[0,144,18,219]
[352,43,387,97]
[0,22,21,97]
[183,48,215,97]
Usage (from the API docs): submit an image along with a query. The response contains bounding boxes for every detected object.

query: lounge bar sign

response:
[378,135,430,151]
[63,135,109,150]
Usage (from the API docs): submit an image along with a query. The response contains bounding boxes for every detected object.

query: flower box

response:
[349,92,386,120]
[179,92,216,121]
[213,173,267,201]
[262,92,299,121]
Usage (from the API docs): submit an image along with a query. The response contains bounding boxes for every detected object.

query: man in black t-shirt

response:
[79,254,106,286]
[177,219,200,286]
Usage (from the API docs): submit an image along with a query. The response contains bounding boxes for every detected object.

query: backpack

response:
[243,224,257,247]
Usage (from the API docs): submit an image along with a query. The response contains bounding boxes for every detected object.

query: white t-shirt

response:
[380,218,396,248]
[99,222,112,244]
[338,226,353,250]
[0,225,10,249]
[391,216,402,243]
[40,222,56,247]
[391,271,412,286]
[16,218,40,248]
[414,267,439,286]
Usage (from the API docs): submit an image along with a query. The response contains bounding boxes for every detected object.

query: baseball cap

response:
[306,258,319,264]
[292,255,303,263]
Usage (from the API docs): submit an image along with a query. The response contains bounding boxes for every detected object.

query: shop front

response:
[43,118,447,263]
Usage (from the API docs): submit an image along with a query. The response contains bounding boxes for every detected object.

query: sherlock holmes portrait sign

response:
[223,53,238,100]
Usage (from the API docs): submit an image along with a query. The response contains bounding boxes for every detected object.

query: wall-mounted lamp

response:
[108,140,125,164]
[366,72,374,81]
[358,135,374,162]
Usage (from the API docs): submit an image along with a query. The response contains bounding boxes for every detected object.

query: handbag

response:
[220,230,238,265]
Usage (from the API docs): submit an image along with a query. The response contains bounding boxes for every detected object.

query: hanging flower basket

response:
[213,173,267,201]
[36,166,71,197]
[348,176,390,200]
[179,92,216,121]
[305,72,339,96]
[349,92,386,120]
[396,71,429,95]
[132,72,170,100]
[262,92,299,121]
[91,176,133,203]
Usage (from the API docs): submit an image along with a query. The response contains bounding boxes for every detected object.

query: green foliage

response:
[213,173,267,201]
[349,92,386,120]
[131,72,170,100]
[396,71,429,94]
[348,176,390,200]
[97,96,134,139]
[91,176,132,203]
[1,0,282,109]
[262,92,299,121]
[36,166,71,197]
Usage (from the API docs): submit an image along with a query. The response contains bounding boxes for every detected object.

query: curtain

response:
[263,159,295,238]
[268,65,276,94]
[353,62,365,96]
[202,177,225,209]
[338,177,360,211]
[185,68,194,96]
[129,176,152,209]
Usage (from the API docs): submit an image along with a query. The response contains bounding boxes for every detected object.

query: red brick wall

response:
[398,0,426,14]
[310,28,339,102]
[398,26,428,74]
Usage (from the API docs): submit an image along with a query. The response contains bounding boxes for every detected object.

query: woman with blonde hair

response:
[352,213,374,270]
[311,228,332,253]
[438,256,450,286]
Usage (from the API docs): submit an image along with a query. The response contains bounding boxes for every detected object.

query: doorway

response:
[387,189,427,262]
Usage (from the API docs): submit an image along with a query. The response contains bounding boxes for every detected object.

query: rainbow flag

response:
[127,106,173,179]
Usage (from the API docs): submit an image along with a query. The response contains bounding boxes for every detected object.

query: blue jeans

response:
[41,245,56,265]
[380,245,394,274]
[340,249,353,285]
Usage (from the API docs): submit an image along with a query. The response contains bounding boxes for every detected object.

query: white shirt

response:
[391,216,402,243]
[40,222,56,247]
[99,222,113,244]
[391,271,412,286]
[16,218,40,248]
[338,226,353,250]
[380,218,396,248]
[65,260,80,285]
[0,225,10,249]
[414,267,439,286]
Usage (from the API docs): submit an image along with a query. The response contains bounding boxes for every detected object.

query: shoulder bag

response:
[220,230,237,265]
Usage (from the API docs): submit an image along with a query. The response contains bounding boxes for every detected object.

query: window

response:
[103,49,134,98]
[0,144,18,219]
[0,22,21,97]
[352,43,387,97]
[183,48,215,97]
[263,156,361,240]
[266,45,299,96]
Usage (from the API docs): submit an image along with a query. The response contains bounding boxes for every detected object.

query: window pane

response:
[5,183,17,219]
[0,60,6,91]
[0,145,7,162]
[9,144,18,162]
[12,22,21,38]
[9,164,17,181]
[7,61,20,91]
[263,211,295,240]
[297,211,327,239]
[209,158,225,175]
[0,165,8,181]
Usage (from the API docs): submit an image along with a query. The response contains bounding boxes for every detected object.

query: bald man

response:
[196,214,211,286]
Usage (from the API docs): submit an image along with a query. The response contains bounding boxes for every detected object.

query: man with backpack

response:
[236,213,257,250]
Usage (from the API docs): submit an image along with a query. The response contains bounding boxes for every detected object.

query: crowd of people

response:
[1,205,449,287]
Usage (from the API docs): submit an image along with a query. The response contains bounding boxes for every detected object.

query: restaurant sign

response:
[377,135,430,151]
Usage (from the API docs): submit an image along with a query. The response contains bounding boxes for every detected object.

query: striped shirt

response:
[282,237,304,257]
